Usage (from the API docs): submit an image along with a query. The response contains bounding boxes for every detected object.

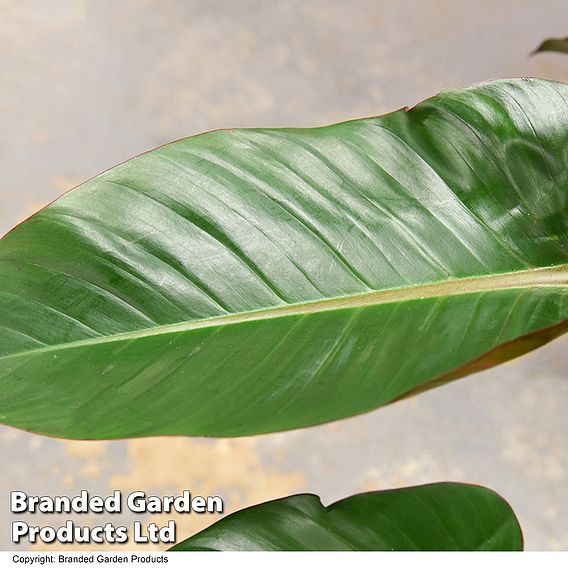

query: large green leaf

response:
[532,37,568,56]
[1,78,568,439]
[169,483,523,551]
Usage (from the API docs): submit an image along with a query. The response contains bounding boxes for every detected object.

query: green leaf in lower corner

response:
[532,37,568,55]
[169,483,523,551]
[1,78,568,439]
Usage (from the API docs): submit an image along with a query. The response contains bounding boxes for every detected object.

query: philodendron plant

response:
[1,78,567,550]
[170,484,523,551]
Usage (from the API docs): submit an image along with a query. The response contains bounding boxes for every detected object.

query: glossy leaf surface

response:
[532,37,568,55]
[170,483,523,551]
[1,78,568,439]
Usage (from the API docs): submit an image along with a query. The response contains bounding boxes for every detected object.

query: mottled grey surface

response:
[1,0,567,551]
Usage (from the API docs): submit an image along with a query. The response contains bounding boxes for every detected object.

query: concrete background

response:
[1,0,567,550]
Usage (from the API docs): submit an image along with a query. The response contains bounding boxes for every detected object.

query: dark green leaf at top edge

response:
[532,37,568,55]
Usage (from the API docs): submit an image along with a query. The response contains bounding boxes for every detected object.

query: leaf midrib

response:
[2,263,568,363]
